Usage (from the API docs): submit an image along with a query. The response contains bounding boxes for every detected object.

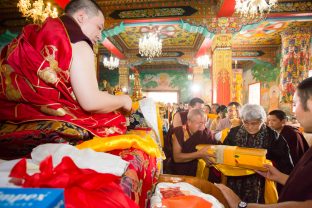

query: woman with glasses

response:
[222,104,294,204]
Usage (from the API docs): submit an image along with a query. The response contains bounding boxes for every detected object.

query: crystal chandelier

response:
[139,33,162,61]
[103,55,119,70]
[235,0,277,18]
[17,0,58,24]
[196,55,210,69]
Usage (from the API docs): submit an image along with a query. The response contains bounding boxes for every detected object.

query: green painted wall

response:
[99,64,211,103]
[138,69,191,102]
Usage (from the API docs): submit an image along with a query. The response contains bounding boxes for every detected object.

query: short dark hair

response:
[269,110,287,121]
[205,104,211,112]
[297,77,312,111]
[212,103,220,108]
[228,101,241,108]
[65,0,103,17]
[188,97,204,107]
[216,105,227,114]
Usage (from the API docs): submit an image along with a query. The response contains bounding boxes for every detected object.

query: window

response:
[248,82,260,105]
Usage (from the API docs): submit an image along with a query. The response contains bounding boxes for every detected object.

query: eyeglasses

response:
[242,120,262,127]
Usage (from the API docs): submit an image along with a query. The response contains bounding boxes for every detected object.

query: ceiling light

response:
[103,55,119,70]
[139,33,162,61]
[235,0,277,18]
[17,0,58,24]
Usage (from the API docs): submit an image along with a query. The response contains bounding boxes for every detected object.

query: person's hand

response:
[214,183,241,208]
[121,95,132,112]
[203,156,216,166]
[197,146,215,165]
[255,164,288,185]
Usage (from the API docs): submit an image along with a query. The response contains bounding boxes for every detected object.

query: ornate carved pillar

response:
[211,34,233,105]
[232,68,243,104]
[118,60,129,90]
[280,26,312,103]
[132,70,142,101]
[192,66,204,98]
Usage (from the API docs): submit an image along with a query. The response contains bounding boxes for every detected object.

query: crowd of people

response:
[161,78,312,207]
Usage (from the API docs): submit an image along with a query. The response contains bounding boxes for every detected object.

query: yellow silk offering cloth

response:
[196,145,278,204]
[76,130,165,170]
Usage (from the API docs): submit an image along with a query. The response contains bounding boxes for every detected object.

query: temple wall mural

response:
[242,59,288,114]
[98,66,214,104]
[139,70,191,103]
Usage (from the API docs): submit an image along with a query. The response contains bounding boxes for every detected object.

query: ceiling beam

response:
[195,38,212,57]
[102,38,126,59]
[217,0,236,17]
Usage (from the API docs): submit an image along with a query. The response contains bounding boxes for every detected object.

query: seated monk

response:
[0,0,132,158]
[167,109,218,176]
[163,98,205,173]
[0,2,162,207]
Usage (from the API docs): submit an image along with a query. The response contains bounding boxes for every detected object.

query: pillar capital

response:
[212,34,232,51]
[281,26,312,37]
[118,67,129,75]
[118,67,129,89]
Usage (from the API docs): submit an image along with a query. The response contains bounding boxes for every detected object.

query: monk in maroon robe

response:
[166,109,218,176]
[268,110,309,165]
[163,98,205,173]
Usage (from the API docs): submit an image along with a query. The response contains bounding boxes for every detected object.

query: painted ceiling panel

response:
[0,0,312,70]
[233,21,289,45]
[118,24,199,49]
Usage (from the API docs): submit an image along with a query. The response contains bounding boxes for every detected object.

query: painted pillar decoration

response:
[131,68,142,101]
[232,68,243,104]
[212,34,233,105]
[118,61,129,90]
[280,26,311,103]
[192,66,204,98]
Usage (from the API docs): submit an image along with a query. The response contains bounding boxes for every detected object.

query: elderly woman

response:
[223,104,294,203]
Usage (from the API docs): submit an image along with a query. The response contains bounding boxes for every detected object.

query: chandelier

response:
[235,0,277,18]
[17,0,58,24]
[103,55,119,70]
[196,55,210,69]
[139,33,162,61]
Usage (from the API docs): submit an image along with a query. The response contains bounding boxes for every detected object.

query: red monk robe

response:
[0,16,159,207]
[0,16,126,137]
